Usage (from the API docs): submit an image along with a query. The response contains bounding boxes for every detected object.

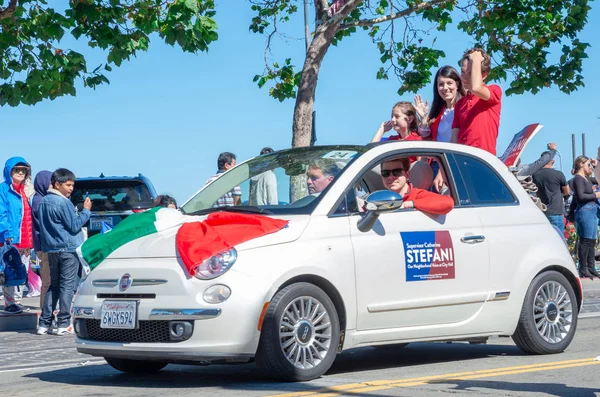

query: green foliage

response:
[458,0,592,96]
[253,58,301,102]
[248,0,593,101]
[0,0,218,106]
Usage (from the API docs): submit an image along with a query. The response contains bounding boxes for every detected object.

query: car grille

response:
[79,319,174,343]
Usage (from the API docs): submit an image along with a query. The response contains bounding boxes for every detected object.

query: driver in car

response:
[307,160,342,194]
[381,158,454,215]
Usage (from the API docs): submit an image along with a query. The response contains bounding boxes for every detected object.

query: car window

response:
[181,146,368,216]
[72,180,154,211]
[453,154,516,206]
[447,155,471,206]
[335,153,454,214]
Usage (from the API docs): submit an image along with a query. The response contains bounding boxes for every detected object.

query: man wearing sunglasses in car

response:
[381,158,454,215]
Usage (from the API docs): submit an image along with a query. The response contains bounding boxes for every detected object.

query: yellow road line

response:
[269,358,599,397]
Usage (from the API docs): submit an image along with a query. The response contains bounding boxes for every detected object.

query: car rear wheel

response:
[105,357,168,374]
[512,271,578,354]
[256,282,340,381]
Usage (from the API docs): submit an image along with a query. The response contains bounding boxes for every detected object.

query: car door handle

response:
[460,235,486,244]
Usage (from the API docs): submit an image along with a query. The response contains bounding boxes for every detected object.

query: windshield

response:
[181,146,367,215]
[72,179,154,212]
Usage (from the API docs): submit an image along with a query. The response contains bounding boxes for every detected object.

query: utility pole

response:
[582,133,586,158]
[303,0,310,52]
[303,0,316,146]
[572,133,576,165]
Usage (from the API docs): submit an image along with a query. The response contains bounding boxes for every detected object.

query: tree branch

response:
[0,0,18,20]
[340,0,454,29]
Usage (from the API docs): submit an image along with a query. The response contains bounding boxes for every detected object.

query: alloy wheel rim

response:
[533,280,573,344]
[279,296,332,370]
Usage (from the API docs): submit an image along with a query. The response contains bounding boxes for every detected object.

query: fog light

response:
[169,321,193,341]
[174,323,185,337]
[203,285,231,304]
[74,320,81,334]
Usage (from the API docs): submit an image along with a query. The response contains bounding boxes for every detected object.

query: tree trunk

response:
[289,1,360,202]
[289,22,341,202]
[291,0,361,148]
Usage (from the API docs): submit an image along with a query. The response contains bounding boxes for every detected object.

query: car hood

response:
[107,214,311,259]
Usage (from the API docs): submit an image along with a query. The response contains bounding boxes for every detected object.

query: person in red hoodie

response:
[0,156,34,314]
[380,158,454,216]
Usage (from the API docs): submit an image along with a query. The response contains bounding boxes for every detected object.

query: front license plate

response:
[100,300,137,329]
[90,217,113,230]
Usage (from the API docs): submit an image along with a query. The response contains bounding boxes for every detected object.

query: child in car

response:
[371,102,423,143]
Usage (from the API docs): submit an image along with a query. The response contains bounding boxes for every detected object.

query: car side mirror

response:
[357,190,403,233]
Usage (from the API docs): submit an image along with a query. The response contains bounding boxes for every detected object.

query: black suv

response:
[72,174,158,236]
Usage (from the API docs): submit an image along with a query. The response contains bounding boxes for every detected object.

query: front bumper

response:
[73,258,272,363]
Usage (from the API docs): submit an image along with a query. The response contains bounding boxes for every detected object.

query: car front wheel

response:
[512,271,578,354]
[256,282,340,381]
[105,357,168,374]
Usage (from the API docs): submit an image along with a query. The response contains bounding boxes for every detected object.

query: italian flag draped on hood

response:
[77,207,288,276]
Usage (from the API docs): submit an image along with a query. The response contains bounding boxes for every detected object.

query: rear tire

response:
[256,282,340,381]
[512,271,578,354]
[105,357,168,374]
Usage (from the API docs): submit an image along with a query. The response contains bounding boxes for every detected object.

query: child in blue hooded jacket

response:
[0,156,34,314]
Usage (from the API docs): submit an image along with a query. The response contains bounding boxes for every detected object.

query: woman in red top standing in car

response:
[380,158,454,216]
[413,66,466,143]
[371,102,423,143]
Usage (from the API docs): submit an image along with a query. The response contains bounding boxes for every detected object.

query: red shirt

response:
[388,131,422,163]
[388,131,422,141]
[403,184,454,215]
[452,84,502,155]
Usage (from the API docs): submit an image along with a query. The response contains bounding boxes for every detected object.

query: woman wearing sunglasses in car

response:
[381,158,454,216]
[0,157,35,314]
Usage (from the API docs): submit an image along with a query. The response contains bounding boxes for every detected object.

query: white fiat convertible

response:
[73,142,582,381]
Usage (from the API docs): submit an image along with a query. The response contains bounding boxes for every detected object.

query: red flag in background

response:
[176,212,289,276]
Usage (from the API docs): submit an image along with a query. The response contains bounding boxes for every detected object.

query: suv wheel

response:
[256,282,340,381]
[105,357,168,374]
[512,271,578,354]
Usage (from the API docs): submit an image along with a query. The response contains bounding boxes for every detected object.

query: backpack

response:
[0,243,27,287]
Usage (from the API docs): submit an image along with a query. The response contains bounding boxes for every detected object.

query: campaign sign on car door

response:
[401,231,455,282]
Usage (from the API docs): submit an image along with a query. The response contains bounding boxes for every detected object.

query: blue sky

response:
[2,3,599,203]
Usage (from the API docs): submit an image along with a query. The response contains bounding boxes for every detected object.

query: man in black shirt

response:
[532,157,570,235]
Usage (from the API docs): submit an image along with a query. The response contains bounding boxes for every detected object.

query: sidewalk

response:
[2,278,600,332]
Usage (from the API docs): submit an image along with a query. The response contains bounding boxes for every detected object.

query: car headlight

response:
[193,248,237,280]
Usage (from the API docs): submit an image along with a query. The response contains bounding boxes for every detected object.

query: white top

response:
[417,108,455,142]
[436,108,454,143]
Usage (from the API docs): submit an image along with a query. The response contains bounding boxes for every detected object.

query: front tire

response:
[105,357,168,374]
[512,271,578,354]
[256,282,340,381]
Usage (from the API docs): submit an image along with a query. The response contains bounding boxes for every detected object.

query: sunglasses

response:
[12,167,29,174]
[381,168,406,178]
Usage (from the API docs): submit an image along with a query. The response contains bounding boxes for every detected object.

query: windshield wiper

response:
[186,206,274,216]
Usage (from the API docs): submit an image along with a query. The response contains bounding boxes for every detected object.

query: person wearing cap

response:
[0,156,34,314]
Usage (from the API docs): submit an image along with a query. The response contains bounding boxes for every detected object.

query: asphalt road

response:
[1,315,599,397]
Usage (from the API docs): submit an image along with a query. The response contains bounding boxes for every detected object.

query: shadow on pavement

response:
[25,342,525,393]
[441,379,600,397]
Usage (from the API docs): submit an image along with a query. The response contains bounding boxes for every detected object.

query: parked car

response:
[72,173,157,236]
[73,143,581,381]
